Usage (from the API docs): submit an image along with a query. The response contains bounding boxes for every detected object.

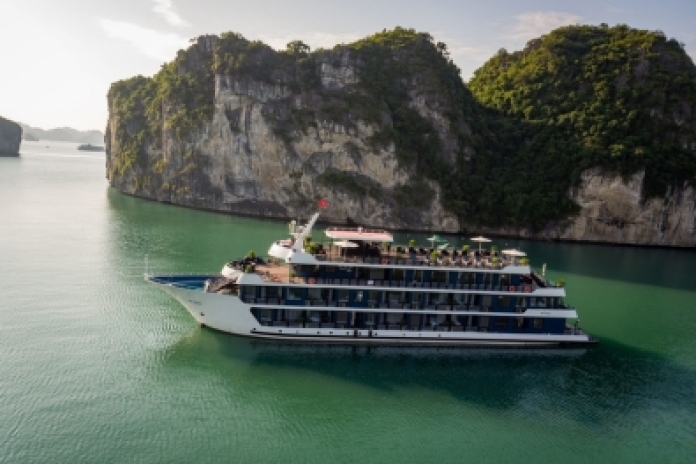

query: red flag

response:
[318,198,329,209]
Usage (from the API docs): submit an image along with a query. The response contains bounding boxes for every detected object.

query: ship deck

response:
[254,250,548,291]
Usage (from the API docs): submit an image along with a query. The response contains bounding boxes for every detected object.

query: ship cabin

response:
[241,226,574,335]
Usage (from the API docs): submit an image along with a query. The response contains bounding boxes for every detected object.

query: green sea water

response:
[2,141,695,463]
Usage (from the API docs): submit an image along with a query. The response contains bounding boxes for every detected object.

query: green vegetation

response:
[469,24,696,200]
[108,25,696,231]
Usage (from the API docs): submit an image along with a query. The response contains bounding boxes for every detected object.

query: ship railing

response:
[310,253,513,270]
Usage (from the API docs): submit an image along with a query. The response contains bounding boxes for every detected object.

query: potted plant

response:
[556,278,566,287]
[430,250,439,263]
[247,250,256,259]
[289,270,297,282]
[461,244,470,253]
[408,239,416,248]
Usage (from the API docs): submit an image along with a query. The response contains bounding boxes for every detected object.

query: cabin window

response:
[391,268,405,281]
[448,272,457,284]
[354,291,364,302]
[307,287,322,300]
[320,288,332,301]
[266,286,280,298]
[338,289,349,302]
[499,274,510,287]
[243,286,256,298]
[516,317,527,328]
[286,286,302,300]
[479,316,490,328]
[497,296,511,309]
[387,291,405,304]
[431,271,447,283]
[413,270,424,283]
[495,317,509,328]
[369,268,385,280]
[356,267,370,280]
[482,295,493,308]
[368,290,381,304]
[533,318,544,329]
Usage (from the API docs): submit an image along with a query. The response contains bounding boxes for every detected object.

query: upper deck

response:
[273,243,528,271]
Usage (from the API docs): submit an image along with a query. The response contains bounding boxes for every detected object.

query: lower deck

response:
[249,307,578,335]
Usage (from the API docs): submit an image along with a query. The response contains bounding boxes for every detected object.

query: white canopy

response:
[333,240,359,248]
[502,249,526,257]
[471,236,492,252]
[325,227,393,242]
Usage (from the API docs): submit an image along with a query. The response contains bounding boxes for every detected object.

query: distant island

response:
[20,123,104,145]
[0,116,22,157]
[77,143,105,152]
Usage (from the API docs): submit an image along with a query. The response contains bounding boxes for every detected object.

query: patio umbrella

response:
[471,236,491,252]
[502,248,526,265]
[427,235,447,245]
[501,249,526,257]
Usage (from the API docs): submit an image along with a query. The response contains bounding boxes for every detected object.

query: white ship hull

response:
[149,278,595,347]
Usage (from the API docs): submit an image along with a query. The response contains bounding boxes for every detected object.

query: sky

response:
[1,0,695,131]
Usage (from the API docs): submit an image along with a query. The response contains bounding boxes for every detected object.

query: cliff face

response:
[106,33,462,231]
[562,169,695,245]
[0,116,22,156]
[106,28,696,247]
[473,168,695,246]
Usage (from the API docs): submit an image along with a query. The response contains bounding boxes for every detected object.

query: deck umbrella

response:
[501,249,526,257]
[471,236,491,252]
[502,248,526,265]
[426,234,447,248]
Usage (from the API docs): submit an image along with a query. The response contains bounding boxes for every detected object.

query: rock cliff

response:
[0,116,22,156]
[106,27,696,247]
[106,31,464,231]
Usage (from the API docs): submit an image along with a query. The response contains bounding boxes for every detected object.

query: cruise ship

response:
[146,212,596,347]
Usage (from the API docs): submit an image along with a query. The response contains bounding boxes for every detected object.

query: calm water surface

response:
[1,141,695,463]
